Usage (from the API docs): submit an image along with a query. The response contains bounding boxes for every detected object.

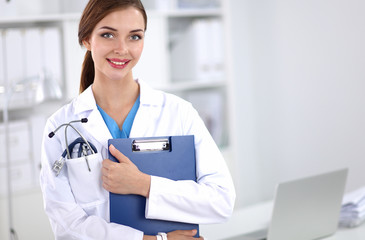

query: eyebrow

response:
[99,26,117,31]
[99,26,144,33]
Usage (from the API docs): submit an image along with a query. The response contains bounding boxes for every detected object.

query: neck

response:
[92,74,139,113]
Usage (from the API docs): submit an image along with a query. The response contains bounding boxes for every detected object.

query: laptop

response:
[228,168,348,240]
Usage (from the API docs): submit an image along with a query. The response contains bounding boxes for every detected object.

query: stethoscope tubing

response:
[64,123,95,159]
[61,137,97,159]
[49,118,96,159]
[49,118,98,176]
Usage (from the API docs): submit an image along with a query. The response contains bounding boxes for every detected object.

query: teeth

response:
[110,60,126,65]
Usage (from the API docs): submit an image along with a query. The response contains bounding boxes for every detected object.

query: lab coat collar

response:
[74,86,97,114]
[74,79,164,113]
[72,79,165,143]
[138,79,165,107]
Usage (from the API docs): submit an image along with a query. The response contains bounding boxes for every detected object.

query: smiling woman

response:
[39,0,235,239]
[78,0,147,94]
[80,6,144,132]
[83,9,144,80]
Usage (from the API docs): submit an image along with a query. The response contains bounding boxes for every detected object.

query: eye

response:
[130,34,143,41]
[101,32,114,39]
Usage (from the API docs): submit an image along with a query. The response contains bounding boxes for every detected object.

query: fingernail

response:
[110,144,115,151]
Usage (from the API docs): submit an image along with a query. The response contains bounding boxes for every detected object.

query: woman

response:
[40,0,235,239]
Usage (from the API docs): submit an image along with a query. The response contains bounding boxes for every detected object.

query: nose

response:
[114,39,128,55]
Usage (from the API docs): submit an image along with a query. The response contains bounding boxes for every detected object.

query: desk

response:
[200,201,365,240]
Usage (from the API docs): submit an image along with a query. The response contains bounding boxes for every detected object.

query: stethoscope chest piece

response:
[53,157,66,177]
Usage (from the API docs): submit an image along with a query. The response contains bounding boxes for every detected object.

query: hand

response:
[143,230,204,240]
[101,144,151,197]
[167,229,204,240]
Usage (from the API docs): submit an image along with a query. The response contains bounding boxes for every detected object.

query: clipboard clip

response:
[132,138,170,152]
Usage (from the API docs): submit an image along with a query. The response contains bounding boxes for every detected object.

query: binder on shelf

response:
[5,29,23,87]
[24,28,42,78]
[185,89,225,147]
[143,0,177,11]
[0,31,4,90]
[108,135,200,237]
[4,28,25,107]
[42,27,62,83]
[170,18,224,83]
[177,0,221,9]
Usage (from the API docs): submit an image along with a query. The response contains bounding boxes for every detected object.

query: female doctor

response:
[40,0,235,239]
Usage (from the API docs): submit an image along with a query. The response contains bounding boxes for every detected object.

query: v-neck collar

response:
[97,95,140,139]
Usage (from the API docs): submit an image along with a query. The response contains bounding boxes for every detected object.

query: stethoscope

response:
[48,118,98,176]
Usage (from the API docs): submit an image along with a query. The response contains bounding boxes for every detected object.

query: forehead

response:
[95,7,145,31]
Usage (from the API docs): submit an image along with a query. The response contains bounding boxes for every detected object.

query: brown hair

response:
[78,0,147,93]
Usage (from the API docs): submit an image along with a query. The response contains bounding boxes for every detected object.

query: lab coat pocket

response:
[66,152,107,205]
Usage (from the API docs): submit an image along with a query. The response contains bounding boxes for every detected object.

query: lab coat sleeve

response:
[145,104,236,224]
[40,118,143,240]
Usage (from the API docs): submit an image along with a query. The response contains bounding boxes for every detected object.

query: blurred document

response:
[340,186,365,228]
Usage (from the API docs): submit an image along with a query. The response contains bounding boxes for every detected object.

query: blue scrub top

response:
[97,95,140,139]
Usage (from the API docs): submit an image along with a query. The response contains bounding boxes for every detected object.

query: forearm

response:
[146,176,235,224]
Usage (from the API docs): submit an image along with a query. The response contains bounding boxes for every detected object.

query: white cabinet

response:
[0,0,233,165]
[0,120,35,195]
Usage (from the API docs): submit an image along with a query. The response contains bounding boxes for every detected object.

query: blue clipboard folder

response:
[108,135,200,237]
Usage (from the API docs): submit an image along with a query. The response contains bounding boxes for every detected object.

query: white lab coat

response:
[40,79,236,240]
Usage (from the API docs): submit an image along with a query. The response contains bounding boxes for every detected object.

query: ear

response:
[82,38,91,51]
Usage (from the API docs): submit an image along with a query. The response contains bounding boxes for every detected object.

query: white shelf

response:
[148,8,222,17]
[0,13,80,26]
[160,80,226,92]
[0,8,220,25]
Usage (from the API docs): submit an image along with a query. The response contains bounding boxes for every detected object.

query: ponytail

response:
[79,51,95,93]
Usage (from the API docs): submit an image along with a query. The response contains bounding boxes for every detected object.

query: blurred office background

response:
[1,0,365,239]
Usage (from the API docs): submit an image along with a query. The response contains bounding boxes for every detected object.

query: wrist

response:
[138,173,151,197]
[143,235,157,240]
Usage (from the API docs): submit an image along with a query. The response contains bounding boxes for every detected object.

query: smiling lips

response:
[107,58,130,69]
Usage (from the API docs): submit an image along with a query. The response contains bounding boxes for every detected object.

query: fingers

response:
[167,229,198,238]
[102,158,117,172]
[183,229,197,236]
[109,144,131,164]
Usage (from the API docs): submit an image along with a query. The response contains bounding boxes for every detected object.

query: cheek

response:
[91,43,109,61]
[131,43,144,60]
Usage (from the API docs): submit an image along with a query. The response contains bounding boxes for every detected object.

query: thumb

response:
[109,144,131,164]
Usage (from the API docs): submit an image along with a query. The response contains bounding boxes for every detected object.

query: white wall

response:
[229,0,365,208]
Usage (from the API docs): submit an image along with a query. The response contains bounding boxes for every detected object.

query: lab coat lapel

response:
[130,104,153,137]
[84,108,112,147]
[130,80,163,137]
[74,86,112,147]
